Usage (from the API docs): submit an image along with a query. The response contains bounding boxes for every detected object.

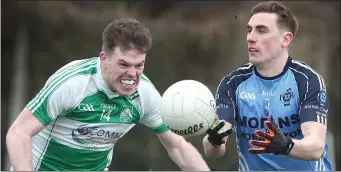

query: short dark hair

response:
[250,1,299,37]
[102,18,152,54]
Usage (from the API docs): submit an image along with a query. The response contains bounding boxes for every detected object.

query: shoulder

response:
[217,63,254,90]
[289,59,326,89]
[45,57,98,95]
[136,74,161,100]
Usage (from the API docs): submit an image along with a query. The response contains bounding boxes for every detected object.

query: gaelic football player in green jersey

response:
[6,18,210,171]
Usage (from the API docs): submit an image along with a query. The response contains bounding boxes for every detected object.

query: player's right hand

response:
[207,119,232,146]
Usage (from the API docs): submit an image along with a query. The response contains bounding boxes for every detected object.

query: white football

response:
[161,80,217,137]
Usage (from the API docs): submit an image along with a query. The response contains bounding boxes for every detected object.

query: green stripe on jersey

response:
[65,91,141,124]
[36,138,109,171]
[27,57,98,126]
[141,74,150,82]
[152,123,169,134]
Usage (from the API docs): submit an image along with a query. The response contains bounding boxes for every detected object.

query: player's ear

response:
[99,51,108,62]
[281,32,293,47]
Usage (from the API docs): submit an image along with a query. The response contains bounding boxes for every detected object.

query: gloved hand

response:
[248,115,295,155]
[207,119,233,146]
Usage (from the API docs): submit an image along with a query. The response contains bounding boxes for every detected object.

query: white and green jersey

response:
[25,57,168,171]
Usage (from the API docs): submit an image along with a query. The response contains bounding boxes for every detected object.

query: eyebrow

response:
[118,59,145,65]
[246,24,269,30]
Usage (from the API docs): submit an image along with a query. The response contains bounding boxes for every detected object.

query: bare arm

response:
[157,131,210,171]
[288,121,326,161]
[6,107,45,171]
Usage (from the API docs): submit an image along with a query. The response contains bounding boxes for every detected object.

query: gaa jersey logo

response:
[280,88,294,106]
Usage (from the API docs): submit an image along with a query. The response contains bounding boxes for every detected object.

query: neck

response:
[256,52,289,78]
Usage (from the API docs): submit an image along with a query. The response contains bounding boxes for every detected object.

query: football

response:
[160,80,217,137]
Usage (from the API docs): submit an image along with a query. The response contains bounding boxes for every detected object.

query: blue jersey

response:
[215,56,332,171]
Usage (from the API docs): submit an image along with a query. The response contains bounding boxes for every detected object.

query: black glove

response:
[207,120,233,146]
[248,115,295,155]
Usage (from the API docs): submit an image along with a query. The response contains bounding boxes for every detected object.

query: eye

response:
[136,63,144,68]
[259,28,267,33]
[119,63,129,68]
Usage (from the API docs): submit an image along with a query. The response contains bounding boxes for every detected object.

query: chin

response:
[249,56,265,65]
[117,90,135,96]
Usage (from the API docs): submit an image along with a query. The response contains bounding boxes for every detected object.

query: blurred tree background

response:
[1,0,340,171]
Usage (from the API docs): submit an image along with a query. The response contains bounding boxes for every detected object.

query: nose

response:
[126,67,136,77]
[247,32,256,44]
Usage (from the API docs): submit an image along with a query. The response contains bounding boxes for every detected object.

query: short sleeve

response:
[215,76,237,124]
[26,75,89,126]
[139,84,169,134]
[299,74,328,125]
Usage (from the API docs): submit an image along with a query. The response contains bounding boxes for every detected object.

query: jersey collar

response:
[93,57,121,99]
[254,55,292,80]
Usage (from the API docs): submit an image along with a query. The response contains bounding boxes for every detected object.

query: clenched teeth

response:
[121,80,135,87]
[249,48,258,52]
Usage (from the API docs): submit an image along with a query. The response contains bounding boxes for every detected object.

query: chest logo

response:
[78,103,95,112]
[280,88,294,106]
[240,92,256,100]
[120,106,133,123]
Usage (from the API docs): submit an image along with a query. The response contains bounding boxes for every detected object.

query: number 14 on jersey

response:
[100,109,112,121]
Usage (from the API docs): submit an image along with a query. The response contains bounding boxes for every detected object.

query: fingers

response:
[267,114,274,122]
[249,140,270,147]
[208,121,225,134]
[264,121,275,136]
[248,147,266,154]
[218,128,233,137]
[213,121,225,132]
[255,130,272,141]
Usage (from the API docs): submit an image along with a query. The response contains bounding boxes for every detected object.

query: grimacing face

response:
[99,47,145,96]
[246,12,288,66]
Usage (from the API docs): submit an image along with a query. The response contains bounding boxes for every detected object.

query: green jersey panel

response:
[36,138,109,171]
[27,57,98,126]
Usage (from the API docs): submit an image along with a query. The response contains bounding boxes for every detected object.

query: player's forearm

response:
[203,135,226,158]
[288,136,325,161]
[6,128,33,171]
[168,140,210,171]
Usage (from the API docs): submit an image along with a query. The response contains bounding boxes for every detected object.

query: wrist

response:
[281,136,295,155]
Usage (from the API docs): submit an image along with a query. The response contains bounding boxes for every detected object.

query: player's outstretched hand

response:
[248,115,294,155]
[207,119,233,146]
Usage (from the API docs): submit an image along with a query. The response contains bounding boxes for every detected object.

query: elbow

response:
[6,126,15,144]
[6,127,17,150]
[311,143,325,161]
[6,126,25,145]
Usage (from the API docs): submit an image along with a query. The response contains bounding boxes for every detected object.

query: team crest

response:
[120,106,133,123]
[318,88,327,106]
[280,88,294,106]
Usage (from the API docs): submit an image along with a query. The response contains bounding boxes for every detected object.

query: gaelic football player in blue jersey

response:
[203,1,332,171]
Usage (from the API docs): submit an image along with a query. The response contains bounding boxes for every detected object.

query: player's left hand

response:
[248,115,295,155]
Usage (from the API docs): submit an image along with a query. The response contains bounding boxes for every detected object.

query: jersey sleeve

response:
[215,76,237,124]
[139,83,169,134]
[299,74,328,125]
[26,75,89,126]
